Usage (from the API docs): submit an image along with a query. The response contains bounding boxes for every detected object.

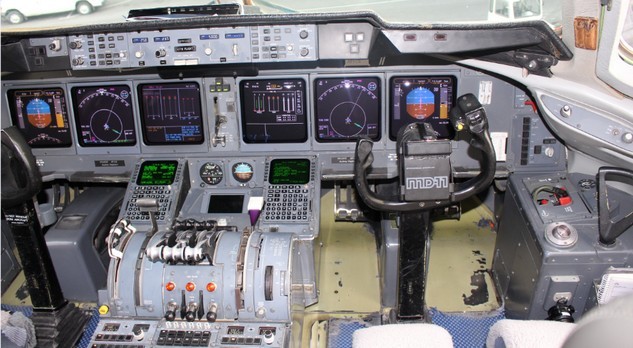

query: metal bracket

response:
[514,51,557,77]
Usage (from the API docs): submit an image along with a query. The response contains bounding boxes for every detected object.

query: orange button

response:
[206,282,217,292]
[166,282,176,291]
[186,282,196,292]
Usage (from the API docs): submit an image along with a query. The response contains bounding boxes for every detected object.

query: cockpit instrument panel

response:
[72,85,136,146]
[390,76,456,140]
[314,77,380,142]
[138,82,204,145]
[8,88,72,148]
[240,79,307,143]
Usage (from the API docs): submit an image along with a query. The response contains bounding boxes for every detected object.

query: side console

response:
[493,172,633,319]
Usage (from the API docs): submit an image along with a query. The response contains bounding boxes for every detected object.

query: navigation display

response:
[8,88,72,148]
[136,160,178,185]
[138,82,203,145]
[72,85,136,146]
[390,76,456,140]
[240,79,307,143]
[314,77,380,142]
[268,158,311,185]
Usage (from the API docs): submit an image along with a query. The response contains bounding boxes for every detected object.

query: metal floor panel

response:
[426,199,501,312]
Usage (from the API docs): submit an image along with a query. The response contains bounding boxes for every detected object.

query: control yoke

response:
[354,94,496,212]
[1,126,42,208]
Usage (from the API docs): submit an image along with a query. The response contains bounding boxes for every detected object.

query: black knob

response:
[185,310,196,322]
[164,310,176,321]
[206,311,217,322]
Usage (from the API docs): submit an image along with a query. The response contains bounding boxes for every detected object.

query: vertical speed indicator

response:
[314,77,380,142]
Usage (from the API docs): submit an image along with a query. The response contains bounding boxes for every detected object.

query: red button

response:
[206,282,217,292]
[166,282,175,291]
[185,282,196,292]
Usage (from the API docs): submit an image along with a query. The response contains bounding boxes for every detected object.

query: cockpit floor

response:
[426,198,500,312]
[301,190,500,346]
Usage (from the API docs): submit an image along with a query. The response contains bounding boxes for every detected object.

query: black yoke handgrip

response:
[1,126,42,208]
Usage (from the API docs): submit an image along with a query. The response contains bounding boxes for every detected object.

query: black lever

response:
[597,167,633,246]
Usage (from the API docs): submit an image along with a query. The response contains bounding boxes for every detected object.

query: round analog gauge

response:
[315,78,380,141]
[578,178,596,190]
[232,162,254,183]
[200,162,224,185]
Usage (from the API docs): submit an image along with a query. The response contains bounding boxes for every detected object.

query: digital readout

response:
[268,159,311,185]
[136,160,178,186]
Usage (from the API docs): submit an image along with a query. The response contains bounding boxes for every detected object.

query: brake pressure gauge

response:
[200,162,223,185]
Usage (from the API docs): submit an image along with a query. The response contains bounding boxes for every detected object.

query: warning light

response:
[206,282,217,292]
[166,282,176,291]
[186,282,196,292]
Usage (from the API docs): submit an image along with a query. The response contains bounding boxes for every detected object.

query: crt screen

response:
[240,79,307,143]
[390,76,456,140]
[138,82,204,145]
[8,88,72,148]
[136,160,179,185]
[268,158,311,185]
[314,77,381,142]
[72,85,136,146]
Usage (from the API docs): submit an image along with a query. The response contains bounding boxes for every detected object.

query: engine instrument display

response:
[72,85,136,146]
[268,158,311,185]
[314,77,380,141]
[8,88,72,148]
[240,79,307,143]
[138,82,203,145]
[136,160,179,185]
[390,76,456,140]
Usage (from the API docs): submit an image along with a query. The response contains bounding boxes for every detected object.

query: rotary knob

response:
[68,41,82,49]
[622,132,633,144]
[155,48,167,58]
[132,327,145,341]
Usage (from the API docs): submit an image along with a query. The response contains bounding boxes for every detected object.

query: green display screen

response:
[136,160,178,185]
[268,159,311,185]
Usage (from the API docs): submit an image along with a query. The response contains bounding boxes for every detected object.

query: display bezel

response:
[268,158,311,185]
[314,77,381,143]
[7,87,73,148]
[71,85,137,147]
[207,195,245,214]
[389,75,457,140]
[137,82,204,146]
[136,160,179,186]
[239,78,308,144]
